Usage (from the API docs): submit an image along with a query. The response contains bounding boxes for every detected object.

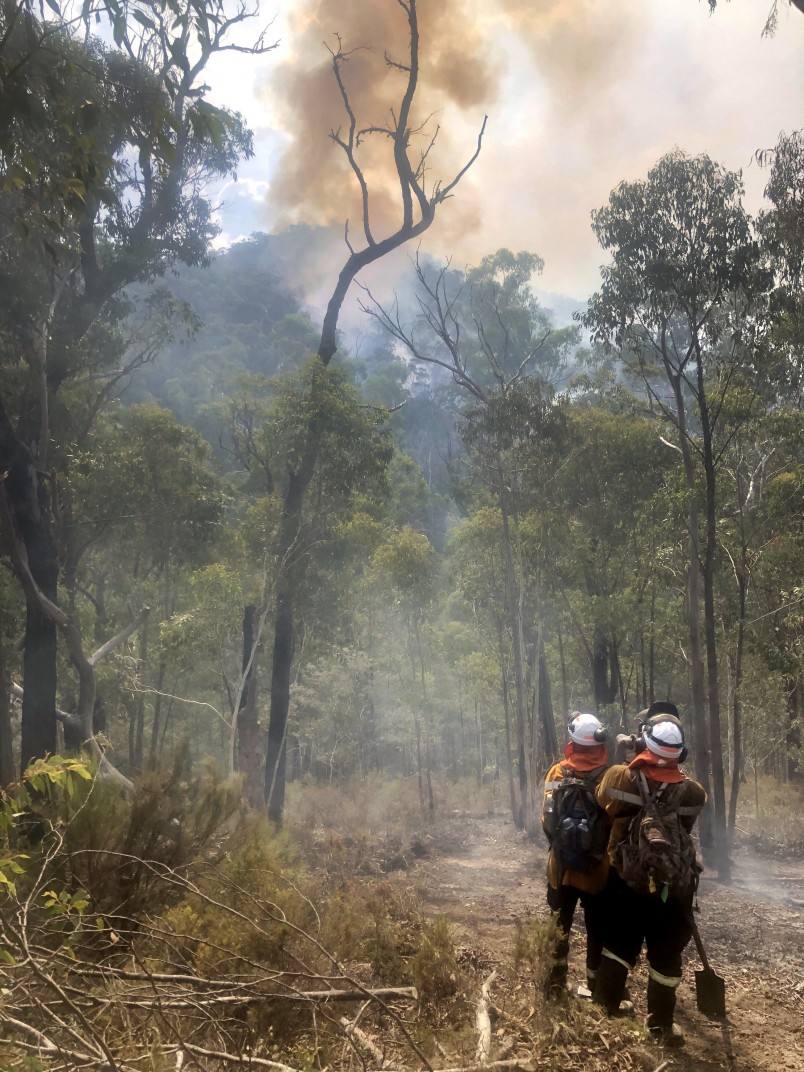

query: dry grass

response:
[284,773,502,878]
[733,775,804,855]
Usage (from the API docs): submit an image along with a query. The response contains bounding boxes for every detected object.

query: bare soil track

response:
[392,813,804,1072]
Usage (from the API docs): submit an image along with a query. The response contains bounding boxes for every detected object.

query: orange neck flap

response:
[629,750,684,784]
[563,742,608,772]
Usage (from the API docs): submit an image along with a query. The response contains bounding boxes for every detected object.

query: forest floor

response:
[383,812,804,1072]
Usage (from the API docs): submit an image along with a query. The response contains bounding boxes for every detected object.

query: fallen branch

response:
[406,1062,533,1072]
[173,1041,302,1072]
[475,969,497,1065]
[86,986,418,1010]
[296,986,418,1003]
[340,1011,385,1065]
[0,1014,140,1072]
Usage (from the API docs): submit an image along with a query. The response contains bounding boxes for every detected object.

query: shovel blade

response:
[694,967,726,1019]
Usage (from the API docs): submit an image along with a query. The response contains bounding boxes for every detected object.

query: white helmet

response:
[643,719,685,760]
[568,711,607,746]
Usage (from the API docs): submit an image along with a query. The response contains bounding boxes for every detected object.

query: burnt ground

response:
[387,813,804,1072]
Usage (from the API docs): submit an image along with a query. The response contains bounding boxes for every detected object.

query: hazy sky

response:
[205,0,804,305]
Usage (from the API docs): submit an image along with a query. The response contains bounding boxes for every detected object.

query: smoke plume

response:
[264,0,498,238]
[258,0,804,303]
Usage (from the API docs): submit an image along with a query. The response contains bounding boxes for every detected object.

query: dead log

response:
[295,987,417,1003]
[475,969,497,1065]
[340,1014,385,1065]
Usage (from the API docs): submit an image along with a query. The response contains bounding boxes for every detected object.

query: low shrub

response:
[411,916,459,1009]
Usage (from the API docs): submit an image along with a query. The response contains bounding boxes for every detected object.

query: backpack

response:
[543,765,608,873]
[616,771,701,900]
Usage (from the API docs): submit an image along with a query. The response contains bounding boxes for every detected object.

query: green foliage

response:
[70,403,228,573]
[62,752,242,920]
[160,816,311,977]
[0,756,92,845]
[586,150,764,354]
[372,526,437,612]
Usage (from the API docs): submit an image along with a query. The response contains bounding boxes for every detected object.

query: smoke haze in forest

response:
[204,0,804,301]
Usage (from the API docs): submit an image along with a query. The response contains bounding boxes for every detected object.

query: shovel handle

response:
[689,914,711,973]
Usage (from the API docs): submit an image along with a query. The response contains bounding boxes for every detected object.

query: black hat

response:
[645,700,680,721]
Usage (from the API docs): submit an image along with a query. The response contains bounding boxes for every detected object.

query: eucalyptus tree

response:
[261,0,486,823]
[363,249,577,833]
[760,129,804,409]
[0,0,268,771]
[228,358,393,806]
[371,525,438,815]
[583,151,772,877]
[66,403,229,767]
[544,405,676,721]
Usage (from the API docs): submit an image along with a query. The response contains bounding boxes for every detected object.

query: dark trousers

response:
[546,882,605,983]
[593,871,694,1026]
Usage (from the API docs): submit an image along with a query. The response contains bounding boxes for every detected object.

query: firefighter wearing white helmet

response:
[643,718,685,759]
[541,711,610,1000]
[568,711,608,747]
[592,712,706,1048]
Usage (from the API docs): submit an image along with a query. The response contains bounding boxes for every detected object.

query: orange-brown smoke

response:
[261,0,657,276]
[263,0,498,238]
[261,0,804,302]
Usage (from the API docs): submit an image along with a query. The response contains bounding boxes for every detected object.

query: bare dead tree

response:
[264,0,486,821]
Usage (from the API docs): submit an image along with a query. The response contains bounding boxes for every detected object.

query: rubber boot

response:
[647,977,684,1047]
[576,967,596,999]
[592,954,629,1016]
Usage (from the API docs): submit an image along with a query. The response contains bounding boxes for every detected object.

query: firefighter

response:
[542,712,610,998]
[592,715,706,1047]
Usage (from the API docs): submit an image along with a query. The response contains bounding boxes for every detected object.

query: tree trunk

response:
[0,639,15,788]
[20,517,59,771]
[787,679,802,783]
[238,604,264,809]
[726,569,745,841]
[497,618,521,828]
[498,471,533,832]
[697,360,730,882]
[474,695,483,787]
[538,639,558,766]
[149,660,167,763]
[413,714,425,813]
[130,615,148,773]
[260,0,485,821]
[591,627,619,710]
[668,368,714,857]
[648,570,657,704]
[557,620,569,724]
[414,617,435,817]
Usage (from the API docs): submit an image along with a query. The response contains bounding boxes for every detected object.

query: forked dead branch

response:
[263,0,487,823]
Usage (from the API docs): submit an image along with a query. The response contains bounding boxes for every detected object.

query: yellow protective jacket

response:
[596,761,706,879]
[543,752,610,894]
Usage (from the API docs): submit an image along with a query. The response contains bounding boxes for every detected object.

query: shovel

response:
[689,915,726,1019]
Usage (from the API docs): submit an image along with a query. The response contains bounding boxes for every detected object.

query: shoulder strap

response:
[655,781,703,817]
[636,770,654,805]
[605,787,642,806]
[562,763,606,783]
[586,764,607,781]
